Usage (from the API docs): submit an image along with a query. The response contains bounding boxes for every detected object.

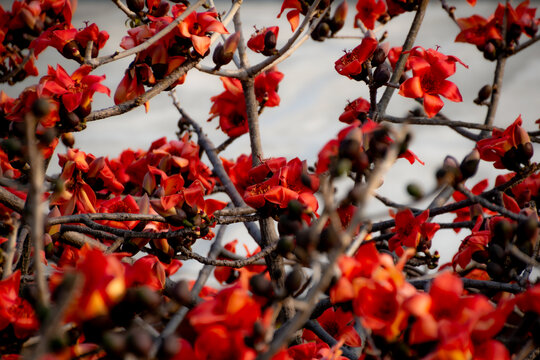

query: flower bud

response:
[477,85,492,102]
[127,328,153,357]
[311,21,331,42]
[330,1,348,34]
[371,47,387,67]
[61,132,75,148]
[285,266,304,295]
[483,42,497,61]
[249,273,273,298]
[373,62,391,88]
[264,30,277,53]
[459,149,480,180]
[127,0,145,12]
[406,183,424,200]
[31,98,51,118]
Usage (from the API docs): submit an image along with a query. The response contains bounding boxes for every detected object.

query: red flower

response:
[335,35,378,78]
[389,208,440,256]
[338,97,370,124]
[0,271,39,339]
[244,157,319,212]
[455,14,501,47]
[41,64,110,116]
[277,0,303,32]
[451,179,491,232]
[125,255,182,290]
[399,47,467,118]
[210,68,284,137]
[174,5,228,56]
[98,195,140,230]
[451,217,490,270]
[247,26,279,55]
[476,115,533,170]
[354,0,387,30]
[303,307,363,347]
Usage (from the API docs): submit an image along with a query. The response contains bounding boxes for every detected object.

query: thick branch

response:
[377,0,430,117]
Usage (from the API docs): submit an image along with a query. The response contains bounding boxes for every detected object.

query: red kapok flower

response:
[41,64,110,116]
[247,26,279,55]
[335,35,378,78]
[399,46,467,118]
[175,5,229,56]
[277,0,303,32]
[0,271,39,339]
[476,115,533,170]
[354,0,387,30]
[389,208,440,256]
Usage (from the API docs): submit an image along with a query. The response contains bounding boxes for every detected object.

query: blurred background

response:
[2,0,539,277]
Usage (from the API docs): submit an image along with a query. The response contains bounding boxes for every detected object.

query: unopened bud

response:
[126,0,144,12]
[31,98,51,118]
[311,21,331,42]
[483,42,497,61]
[373,63,391,88]
[264,30,277,52]
[285,266,304,295]
[406,183,424,200]
[330,0,348,34]
[476,85,492,102]
[371,47,387,67]
[60,132,75,148]
[459,149,480,180]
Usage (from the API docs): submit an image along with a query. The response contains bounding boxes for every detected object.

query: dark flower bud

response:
[127,328,153,357]
[212,32,240,69]
[317,227,340,252]
[483,42,497,61]
[172,279,193,306]
[264,30,277,51]
[287,199,304,220]
[471,249,489,264]
[38,128,57,146]
[127,0,145,12]
[158,335,180,359]
[249,273,273,298]
[501,147,520,171]
[486,261,504,280]
[339,139,361,161]
[61,41,83,61]
[285,266,305,295]
[488,243,506,262]
[61,132,75,148]
[515,216,538,246]
[459,149,480,180]
[277,236,295,256]
[31,98,51,118]
[525,21,538,37]
[311,21,331,42]
[406,183,424,200]
[517,142,534,164]
[373,63,391,88]
[102,331,127,358]
[371,47,387,67]
[330,1,348,34]
[278,214,302,236]
[476,85,492,103]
